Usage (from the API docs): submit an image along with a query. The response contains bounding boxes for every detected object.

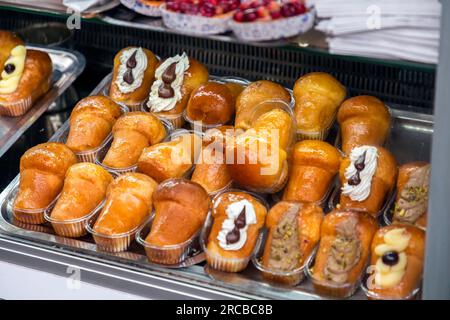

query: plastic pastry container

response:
[102,85,144,112]
[94,117,173,177]
[360,272,421,300]
[305,249,365,299]
[252,231,316,286]
[7,184,58,225]
[328,185,396,219]
[120,0,162,17]
[229,8,315,42]
[86,212,148,253]
[201,189,269,273]
[160,4,233,35]
[57,103,129,163]
[44,198,105,238]
[0,76,52,117]
[136,213,202,265]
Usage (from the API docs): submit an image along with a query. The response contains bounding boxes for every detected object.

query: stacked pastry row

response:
[0,30,53,116]
[10,45,430,300]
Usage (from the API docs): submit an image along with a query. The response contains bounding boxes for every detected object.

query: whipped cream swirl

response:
[341,145,378,202]
[217,200,257,251]
[115,47,147,94]
[147,52,189,113]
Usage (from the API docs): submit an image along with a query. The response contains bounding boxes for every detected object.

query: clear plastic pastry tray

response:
[0,45,85,157]
[0,74,433,300]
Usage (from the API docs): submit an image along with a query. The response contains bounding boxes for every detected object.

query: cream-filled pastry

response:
[0,45,26,94]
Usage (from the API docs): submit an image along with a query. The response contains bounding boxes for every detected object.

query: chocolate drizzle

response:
[122,49,138,84]
[226,207,247,245]
[348,151,366,186]
[157,62,178,99]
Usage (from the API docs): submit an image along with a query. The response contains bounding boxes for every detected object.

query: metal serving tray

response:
[0,45,85,157]
[0,74,433,300]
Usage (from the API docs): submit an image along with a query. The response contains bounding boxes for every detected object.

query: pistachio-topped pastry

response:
[393,162,430,229]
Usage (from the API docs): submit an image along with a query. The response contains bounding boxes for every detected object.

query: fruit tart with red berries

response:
[120,0,164,17]
[230,0,314,41]
[161,0,241,35]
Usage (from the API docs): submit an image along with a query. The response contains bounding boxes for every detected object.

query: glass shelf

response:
[0,2,436,73]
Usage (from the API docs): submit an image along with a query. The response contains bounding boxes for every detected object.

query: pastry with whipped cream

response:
[339,145,397,216]
[367,225,425,299]
[205,190,267,272]
[144,178,211,264]
[146,53,208,128]
[393,162,430,229]
[261,201,323,286]
[311,210,378,298]
[109,46,159,110]
[0,30,52,116]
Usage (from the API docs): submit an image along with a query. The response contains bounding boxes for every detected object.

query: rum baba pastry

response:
[191,126,235,194]
[137,132,202,182]
[109,46,159,109]
[92,173,158,252]
[293,72,346,139]
[311,210,378,298]
[337,95,391,155]
[145,179,211,264]
[206,191,267,272]
[235,80,291,130]
[65,95,123,153]
[146,53,209,128]
[13,142,77,224]
[392,162,430,229]
[227,108,296,193]
[283,140,342,203]
[0,31,52,117]
[48,163,113,237]
[186,81,240,126]
[368,225,425,299]
[339,145,398,215]
[261,201,323,285]
[102,112,167,169]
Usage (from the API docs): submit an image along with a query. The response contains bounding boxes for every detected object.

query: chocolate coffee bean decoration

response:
[235,207,246,229]
[158,83,174,98]
[226,227,241,245]
[354,151,366,171]
[123,69,134,85]
[162,62,177,84]
[4,63,15,74]
[348,172,361,186]
[126,50,138,69]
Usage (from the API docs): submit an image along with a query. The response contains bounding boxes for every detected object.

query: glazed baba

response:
[337,95,391,155]
[206,190,267,272]
[13,142,77,224]
[283,140,341,203]
[65,95,123,154]
[109,46,159,110]
[0,31,53,116]
[102,112,167,169]
[293,72,346,139]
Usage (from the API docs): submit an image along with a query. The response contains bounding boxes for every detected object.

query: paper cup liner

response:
[161,4,232,35]
[13,207,46,225]
[229,9,315,42]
